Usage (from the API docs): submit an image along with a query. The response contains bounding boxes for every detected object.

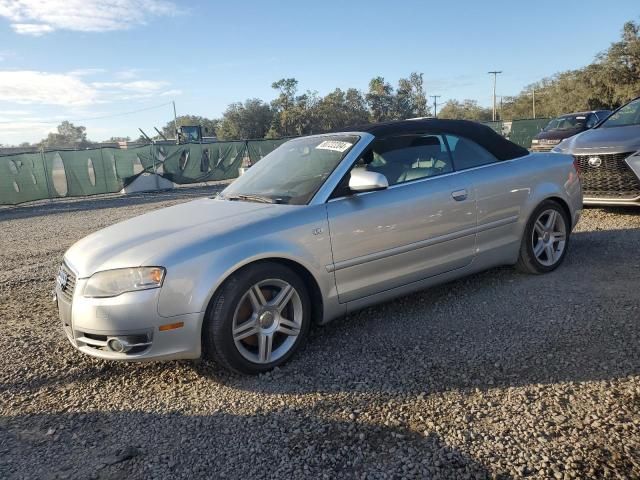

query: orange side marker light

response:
[159,321,184,332]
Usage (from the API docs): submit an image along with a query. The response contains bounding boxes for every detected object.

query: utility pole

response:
[172,100,178,144]
[430,95,441,118]
[532,88,536,119]
[488,71,502,121]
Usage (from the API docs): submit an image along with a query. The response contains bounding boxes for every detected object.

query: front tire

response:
[516,200,570,274]
[202,262,311,374]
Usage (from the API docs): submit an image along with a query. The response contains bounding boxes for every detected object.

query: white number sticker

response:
[315,140,353,152]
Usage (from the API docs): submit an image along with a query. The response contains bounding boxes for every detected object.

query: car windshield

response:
[599,98,640,128]
[220,135,359,205]
[543,115,587,131]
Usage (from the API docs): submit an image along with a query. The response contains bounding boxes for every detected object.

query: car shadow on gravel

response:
[1,410,498,479]
[197,227,640,398]
[0,185,226,223]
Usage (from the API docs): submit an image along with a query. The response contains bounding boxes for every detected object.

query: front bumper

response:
[55,265,203,362]
[583,196,640,206]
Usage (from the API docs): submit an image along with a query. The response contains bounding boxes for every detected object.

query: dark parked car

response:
[553,97,640,206]
[530,110,611,152]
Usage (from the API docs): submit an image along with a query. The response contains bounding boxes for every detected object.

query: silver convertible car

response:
[55,119,582,374]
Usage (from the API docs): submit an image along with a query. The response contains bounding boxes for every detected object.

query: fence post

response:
[149,142,155,191]
[40,148,54,203]
[99,146,108,193]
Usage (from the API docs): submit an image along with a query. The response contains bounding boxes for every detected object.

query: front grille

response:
[575,152,640,198]
[57,262,77,303]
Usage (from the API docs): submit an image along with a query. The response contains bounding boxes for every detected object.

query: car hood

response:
[64,198,283,277]
[557,124,640,154]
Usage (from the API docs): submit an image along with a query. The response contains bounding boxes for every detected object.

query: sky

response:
[0,0,638,145]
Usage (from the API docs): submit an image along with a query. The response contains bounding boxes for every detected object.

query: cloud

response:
[158,89,181,97]
[0,120,56,142]
[0,0,176,35]
[0,71,97,105]
[114,69,142,80]
[0,108,31,115]
[68,68,106,77]
[0,70,179,105]
[10,22,53,35]
[0,49,15,61]
[92,80,169,93]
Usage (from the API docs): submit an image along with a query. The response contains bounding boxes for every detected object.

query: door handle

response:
[451,189,468,201]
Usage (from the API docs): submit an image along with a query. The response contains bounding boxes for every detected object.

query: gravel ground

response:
[1,188,639,479]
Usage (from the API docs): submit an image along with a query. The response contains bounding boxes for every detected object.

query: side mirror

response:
[348,169,388,192]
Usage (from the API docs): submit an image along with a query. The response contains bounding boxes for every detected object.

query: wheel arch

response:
[541,195,572,230]
[202,256,325,326]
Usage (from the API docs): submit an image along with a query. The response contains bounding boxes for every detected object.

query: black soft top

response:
[342,118,529,161]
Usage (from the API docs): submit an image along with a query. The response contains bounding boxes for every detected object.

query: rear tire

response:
[202,262,311,374]
[516,200,570,274]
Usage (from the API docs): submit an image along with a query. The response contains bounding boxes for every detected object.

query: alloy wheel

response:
[531,209,566,267]
[231,279,303,364]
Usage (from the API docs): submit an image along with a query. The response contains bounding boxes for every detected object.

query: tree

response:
[438,99,493,121]
[314,88,370,132]
[104,136,131,143]
[270,78,299,136]
[160,115,220,139]
[394,72,429,119]
[366,77,395,122]
[217,98,273,140]
[269,79,323,136]
[40,121,91,149]
[500,20,640,119]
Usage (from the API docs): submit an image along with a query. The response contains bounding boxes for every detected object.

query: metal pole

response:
[532,89,536,119]
[430,95,441,118]
[488,71,502,121]
[172,100,178,144]
[493,77,496,121]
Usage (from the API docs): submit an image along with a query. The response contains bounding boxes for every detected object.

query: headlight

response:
[83,267,165,298]
[531,139,539,144]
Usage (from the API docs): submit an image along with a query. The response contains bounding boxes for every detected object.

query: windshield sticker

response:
[315,140,353,152]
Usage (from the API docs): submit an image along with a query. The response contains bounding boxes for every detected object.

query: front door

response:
[326,134,477,303]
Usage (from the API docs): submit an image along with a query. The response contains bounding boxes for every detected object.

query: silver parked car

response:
[553,96,640,206]
[55,119,582,374]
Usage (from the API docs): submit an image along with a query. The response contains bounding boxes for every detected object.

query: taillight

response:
[572,156,580,175]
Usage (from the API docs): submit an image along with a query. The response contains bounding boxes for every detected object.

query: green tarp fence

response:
[508,118,550,148]
[0,138,289,205]
[480,118,551,148]
[481,121,503,135]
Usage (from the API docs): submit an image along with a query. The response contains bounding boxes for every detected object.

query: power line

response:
[0,101,174,125]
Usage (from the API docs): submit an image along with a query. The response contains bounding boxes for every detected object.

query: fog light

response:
[107,338,128,353]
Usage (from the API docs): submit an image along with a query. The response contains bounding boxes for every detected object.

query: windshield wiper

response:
[223,193,277,204]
